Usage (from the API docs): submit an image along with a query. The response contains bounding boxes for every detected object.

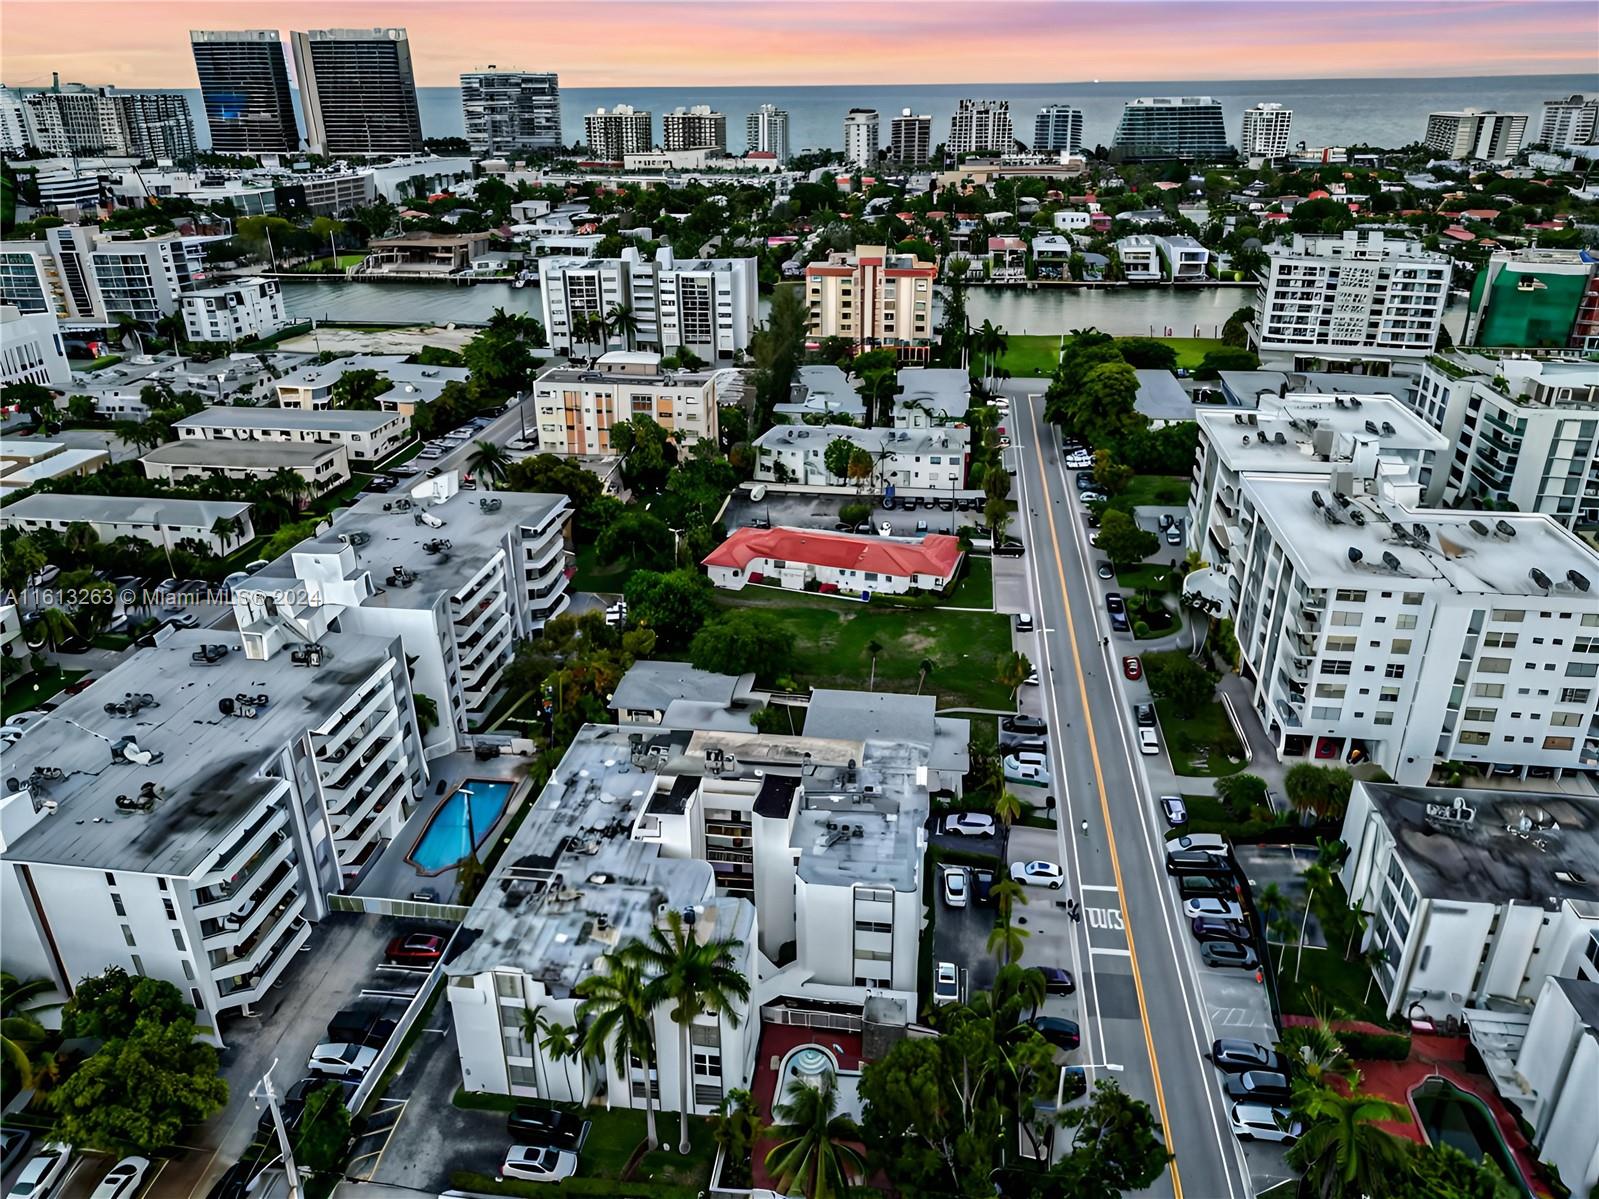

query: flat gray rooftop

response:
[1245,475,1599,597]
[1361,783,1599,911]
[609,662,757,716]
[895,367,970,422]
[1203,392,1446,471]
[756,422,968,457]
[1,629,399,876]
[1135,369,1194,422]
[142,440,344,469]
[1219,370,1414,406]
[776,365,864,422]
[0,492,251,527]
[804,688,969,778]
[176,405,403,434]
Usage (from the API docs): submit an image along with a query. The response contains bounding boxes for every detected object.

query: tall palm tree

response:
[986,920,1029,966]
[32,608,78,651]
[526,1009,581,1100]
[985,961,1047,1027]
[1288,1078,1413,1199]
[266,467,312,510]
[989,876,1030,966]
[763,1076,866,1199]
[606,303,639,350]
[210,515,242,553]
[575,955,661,1149]
[865,639,883,689]
[1297,862,1335,982]
[1,973,55,1092]
[467,439,511,490]
[628,909,752,1154]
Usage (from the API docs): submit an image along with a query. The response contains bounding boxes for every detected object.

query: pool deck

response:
[1320,1023,1550,1197]
[354,750,527,901]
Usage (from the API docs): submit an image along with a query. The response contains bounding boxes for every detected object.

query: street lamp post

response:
[251,1060,301,1199]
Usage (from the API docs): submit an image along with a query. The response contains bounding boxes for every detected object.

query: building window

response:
[1473,683,1505,699]
[1478,658,1512,674]
[111,893,126,917]
[1459,730,1490,746]
[122,925,136,947]
[1543,736,1575,751]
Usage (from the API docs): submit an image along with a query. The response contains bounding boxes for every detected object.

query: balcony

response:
[325,742,401,816]
[321,711,398,790]
[330,761,406,842]
[198,804,289,888]
[200,859,298,949]
[216,917,311,1002]
[194,832,293,918]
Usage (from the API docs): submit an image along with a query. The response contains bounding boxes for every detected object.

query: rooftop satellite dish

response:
[1412,523,1430,542]
[1349,508,1366,526]
[1530,567,1552,591]
[1382,551,1402,571]
[1348,546,1364,563]
[1568,570,1591,593]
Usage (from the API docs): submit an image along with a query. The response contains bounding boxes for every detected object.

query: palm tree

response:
[627,909,752,1154]
[989,876,1030,966]
[987,920,1029,966]
[210,515,243,553]
[606,303,639,350]
[1343,899,1370,961]
[1278,1014,1351,1087]
[1359,945,1389,1006]
[575,955,660,1149]
[527,1009,581,1100]
[711,1089,767,1187]
[266,467,312,510]
[32,608,78,651]
[763,1076,866,1199]
[1288,1077,1413,1199]
[915,657,935,695]
[467,439,511,490]
[865,639,883,689]
[995,650,1032,699]
[992,789,1023,832]
[1258,883,1288,942]
[1,973,55,1092]
[986,961,1047,1026]
[1297,861,1335,982]
[972,319,1008,391]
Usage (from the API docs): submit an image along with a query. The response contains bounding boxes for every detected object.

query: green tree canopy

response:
[1094,508,1160,566]
[1113,337,1179,372]
[61,966,193,1040]
[689,610,792,678]
[623,568,715,649]
[329,368,393,410]
[595,510,673,572]
[1284,763,1356,823]
[823,436,858,482]
[1142,650,1219,710]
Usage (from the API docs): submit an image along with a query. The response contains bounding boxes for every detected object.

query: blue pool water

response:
[409,780,514,874]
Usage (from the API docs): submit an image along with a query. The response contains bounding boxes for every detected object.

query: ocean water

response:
[178,74,1596,155]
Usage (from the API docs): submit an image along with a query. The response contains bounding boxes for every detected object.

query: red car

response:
[1122,656,1142,681]
[385,933,445,965]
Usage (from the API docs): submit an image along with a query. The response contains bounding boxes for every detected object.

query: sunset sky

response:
[1,1,1593,90]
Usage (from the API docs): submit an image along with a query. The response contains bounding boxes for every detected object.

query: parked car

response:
[0,1130,32,1178]
[1079,490,1108,505]
[1167,833,1228,856]
[1229,1101,1303,1144]
[7,1143,71,1199]
[1122,656,1142,681]
[1210,1040,1284,1075]
[1105,593,1129,631]
[1004,737,1048,756]
[500,1145,579,1183]
[1191,916,1252,944]
[1010,860,1064,888]
[203,1161,260,1199]
[385,933,446,965]
[1177,874,1237,900]
[167,612,200,629]
[307,1041,379,1080]
[327,999,403,1048]
[942,865,969,908]
[1166,523,1184,545]
[1003,755,1051,786]
[1015,612,1034,632]
[1134,702,1156,726]
[1184,897,1244,921]
[1200,941,1260,970]
[1138,728,1160,755]
[994,539,1026,558]
[1224,1071,1292,1103]
[1036,966,1076,995]
[1160,796,1188,826]
[257,1077,355,1138]
[507,1105,591,1150]
[1030,1015,1081,1050]
[971,868,996,906]
[1096,561,1114,580]
[1166,850,1232,877]
[1001,715,1047,736]
[942,812,997,838]
[90,1157,150,1199]
[933,961,960,1006]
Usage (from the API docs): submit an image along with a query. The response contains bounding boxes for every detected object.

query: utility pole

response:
[251,1060,302,1199]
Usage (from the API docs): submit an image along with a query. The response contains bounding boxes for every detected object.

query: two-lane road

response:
[1002,383,1253,1199]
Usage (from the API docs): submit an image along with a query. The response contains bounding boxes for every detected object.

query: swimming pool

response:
[408,779,514,874]
[1410,1078,1534,1199]
[777,1045,863,1122]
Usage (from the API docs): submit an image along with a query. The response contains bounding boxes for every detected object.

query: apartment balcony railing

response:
[194,832,293,917]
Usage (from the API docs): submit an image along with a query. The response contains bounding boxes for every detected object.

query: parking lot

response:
[722,489,987,539]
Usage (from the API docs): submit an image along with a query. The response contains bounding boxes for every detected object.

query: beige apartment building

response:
[530,350,720,455]
[804,244,938,361]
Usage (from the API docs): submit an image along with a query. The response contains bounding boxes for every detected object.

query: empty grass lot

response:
[717,590,1014,711]
[1155,695,1247,777]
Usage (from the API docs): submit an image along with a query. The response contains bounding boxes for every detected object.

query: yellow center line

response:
[1030,401,1185,1198]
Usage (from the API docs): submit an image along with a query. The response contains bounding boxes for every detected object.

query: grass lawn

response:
[5,666,87,719]
[1115,563,1178,593]
[307,473,374,517]
[373,439,424,471]
[571,543,628,594]
[76,354,123,373]
[944,556,993,608]
[985,334,1061,379]
[1155,696,1247,777]
[1274,944,1394,1027]
[295,253,365,273]
[581,1107,716,1186]
[717,591,1015,711]
[1153,336,1226,369]
[1107,474,1191,514]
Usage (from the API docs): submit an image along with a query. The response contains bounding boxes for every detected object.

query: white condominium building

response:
[0,493,256,554]
[1211,474,1599,784]
[180,277,287,344]
[0,305,70,387]
[1116,235,1163,282]
[583,105,652,159]
[948,98,1013,156]
[1406,351,1599,530]
[745,104,789,163]
[843,108,879,169]
[752,422,969,492]
[174,405,411,466]
[17,83,196,159]
[1424,109,1528,162]
[1538,94,1599,147]
[531,351,720,454]
[1251,231,1453,363]
[1239,102,1293,159]
[538,246,757,361]
[273,353,471,417]
[662,105,726,152]
[803,244,938,361]
[0,626,428,1033]
[0,224,222,323]
[459,69,561,154]
[1033,104,1084,154]
[236,473,571,752]
[888,110,932,164]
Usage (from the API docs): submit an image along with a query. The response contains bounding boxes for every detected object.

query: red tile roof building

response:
[703,526,963,595]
